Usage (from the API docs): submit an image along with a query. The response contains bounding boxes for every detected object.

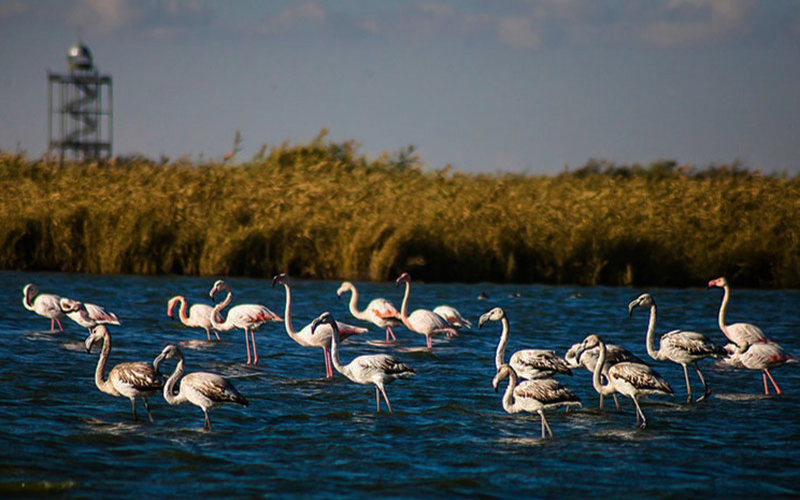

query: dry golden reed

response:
[2,133,799,287]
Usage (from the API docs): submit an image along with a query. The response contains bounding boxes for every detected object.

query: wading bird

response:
[395,273,457,349]
[59,297,121,334]
[209,280,281,365]
[478,307,572,380]
[153,344,248,430]
[721,341,797,395]
[84,325,163,422]
[167,295,220,341]
[273,274,367,378]
[575,334,673,428]
[311,312,415,412]
[22,284,66,332]
[564,341,643,410]
[492,364,581,439]
[336,281,403,343]
[628,293,725,403]
[433,305,472,329]
[708,277,770,345]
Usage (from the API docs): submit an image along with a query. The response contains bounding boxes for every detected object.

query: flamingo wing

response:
[84,302,121,325]
[111,362,163,392]
[662,330,726,357]
[610,362,673,394]
[368,299,401,319]
[511,349,573,376]
[184,372,249,406]
[515,378,581,406]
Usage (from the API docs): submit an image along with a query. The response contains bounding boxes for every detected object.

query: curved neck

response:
[173,297,190,324]
[279,283,300,339]
[645,303,662,360]
[22,289,36,311]
[501,369,517,413]
[94,332,117,396]
[592,341,615,396]
[328,323,347,375]
[717,285,730,336]
[495,317,510,370]
[399,281,411,325]
[163,355,187,405]
[210,290,233,330]
[345,287,367,320]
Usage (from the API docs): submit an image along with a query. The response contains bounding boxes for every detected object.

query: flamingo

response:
[564,341,643,410]
[721,341,797,395]
[575,334,673,428]
[167,295,220,341]
[336,281,403,343]
[22,284,66,331]
[59,297,121,334]
[273,274,368,379]
[153,344,249,430]
[84,325,163,422]
[311,312,415,412]
[628,293,726,403]
[433,305,472,329]
[208,280,281,365]
[478,307,572,380]
[492,364,581,439]
[395,273,457,349]
[708,277,770,345]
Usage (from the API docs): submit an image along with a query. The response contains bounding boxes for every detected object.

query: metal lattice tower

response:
[48,43,112,160]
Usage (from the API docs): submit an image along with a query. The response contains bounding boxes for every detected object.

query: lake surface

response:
[2,271,799,498]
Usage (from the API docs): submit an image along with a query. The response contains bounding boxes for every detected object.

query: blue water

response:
[2,271,799,498]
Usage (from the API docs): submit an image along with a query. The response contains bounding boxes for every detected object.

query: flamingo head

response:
[166,296,183,317]
[23,283,39,303]
[395,272,411,287]
[564,343,584,368]
[335,281,354,298]
[153,344,182,373]
[478,307,505,328]
[492,364,513,392]
[84,325,109,353]
[59,297,81,314]
[310,312,336,336]
[209,280,230,301]
[627,293,654,316]
[272,273,288,288]
[707,277,727,289]
[575,334,603,360]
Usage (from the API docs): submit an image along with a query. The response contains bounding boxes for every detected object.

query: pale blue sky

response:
[1,0,799,174]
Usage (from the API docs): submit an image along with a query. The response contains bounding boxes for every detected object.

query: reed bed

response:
[2,134,799,287]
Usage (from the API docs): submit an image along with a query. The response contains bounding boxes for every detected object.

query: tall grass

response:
[2,132,799,287]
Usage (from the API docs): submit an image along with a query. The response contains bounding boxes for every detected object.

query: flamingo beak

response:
[153,353,165,374]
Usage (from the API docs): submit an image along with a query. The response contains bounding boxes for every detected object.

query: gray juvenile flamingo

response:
[565,341,643,410]
[311,312,415,412]
[154,344,248,430]
[628,293,725,403]
[84,325,163,422]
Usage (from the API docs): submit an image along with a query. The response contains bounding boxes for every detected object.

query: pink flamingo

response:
[59,297,121,334]
[273,274,367,379]
[336,281,403,343]
[721,341,797,395]
[167,295,220,341]
[433,305,472,330]
[22,284,66,331]
[708,277,770,345]
[395,273,457,349]
[208,280,281,365]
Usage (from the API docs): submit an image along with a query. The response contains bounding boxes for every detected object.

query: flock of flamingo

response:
[21,274,797,436]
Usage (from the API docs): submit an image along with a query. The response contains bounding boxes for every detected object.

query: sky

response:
[1,0,799,175]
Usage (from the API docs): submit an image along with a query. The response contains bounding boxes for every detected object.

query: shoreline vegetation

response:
[3,131,799,288]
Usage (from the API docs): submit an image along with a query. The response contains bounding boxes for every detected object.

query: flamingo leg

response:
[613,394,621,411]
[204,327,212,341]
[539,411,553,438]
[323,347,333,378]
[244,329,252,364]
[50,319,56,331]
[385,327,397,343]
[598,394,604,410]
[694,363,710,402]
[378,385,393,413]
[426,335,432,349]
[213,329,221,341]
[682,364,693,404]
[764,369,782,395]
[251,330,259,365]
[632,396,647,428]
[130,398,138,421]
[55,318,64,331]
[763,371,770,395]
[143,397,154,422]
[376,387,381,412]
[204,409,212,430]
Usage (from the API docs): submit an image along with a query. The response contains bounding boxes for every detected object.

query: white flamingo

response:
[492,364,581,439]
[59,297,120,333]
[209,280,281,365]
[22,283,66,331]
[153,344,249,430]
[167,295,220,341]
[628,293,726,403]
[84,325,163,422]
[478,307,572,380]
[273,274,367,379]
[395,273,457,349]
[575,334,673,428]
[433,305,472,329]
[311,312,415,412]
[336,281,403,342]
[708,277,770,345]
[564,341,643,410]
[721,341,797,395]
